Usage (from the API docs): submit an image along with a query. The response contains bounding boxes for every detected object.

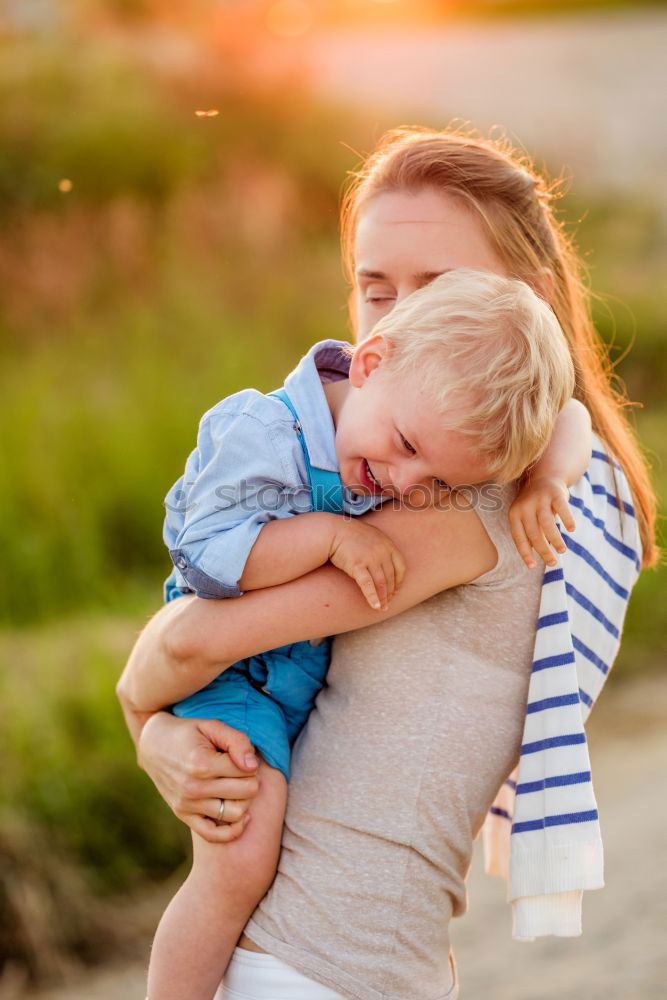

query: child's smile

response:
[359,459,385,494]
[324,333,496,500]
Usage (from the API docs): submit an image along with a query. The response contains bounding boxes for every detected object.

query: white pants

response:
[216,947,346,1000]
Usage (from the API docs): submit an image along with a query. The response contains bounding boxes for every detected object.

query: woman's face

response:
[353,188,506,342]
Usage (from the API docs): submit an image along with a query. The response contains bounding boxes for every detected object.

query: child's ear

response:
[349,334,388,388]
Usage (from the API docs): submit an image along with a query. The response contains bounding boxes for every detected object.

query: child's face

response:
[334,334,495,498]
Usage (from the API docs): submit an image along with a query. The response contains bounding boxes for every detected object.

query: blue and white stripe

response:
[483,433,641,935]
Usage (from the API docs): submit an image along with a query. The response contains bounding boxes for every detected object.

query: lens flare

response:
[58,179,73,193]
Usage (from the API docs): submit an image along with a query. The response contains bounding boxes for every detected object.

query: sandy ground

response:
[450,673,667,999]
[21,673,667,1000]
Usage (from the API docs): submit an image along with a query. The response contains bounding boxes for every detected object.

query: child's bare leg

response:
[147,760,287,1000]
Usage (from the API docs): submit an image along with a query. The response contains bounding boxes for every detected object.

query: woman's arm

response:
[117,501,497,715]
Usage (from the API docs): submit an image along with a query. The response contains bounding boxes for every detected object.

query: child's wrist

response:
[327,513,359,559]
[313,511,346,560]
[527,466,568,488]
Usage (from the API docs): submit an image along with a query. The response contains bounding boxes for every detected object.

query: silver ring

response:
[215,798,226,826]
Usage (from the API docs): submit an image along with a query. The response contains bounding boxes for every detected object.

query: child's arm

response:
[509,398,592,568]
[166,400,404,608]
[239,511,405,611]
[532,397,592,486]
[122,514,406,715]
[117,498,497,715]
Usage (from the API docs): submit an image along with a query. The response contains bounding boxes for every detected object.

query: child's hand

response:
[509,475,576,569]
[328,519,406,611]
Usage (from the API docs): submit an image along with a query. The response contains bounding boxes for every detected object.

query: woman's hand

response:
[138,712,261,843]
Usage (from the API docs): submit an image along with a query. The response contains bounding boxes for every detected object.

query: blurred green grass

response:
[0,32,665,984]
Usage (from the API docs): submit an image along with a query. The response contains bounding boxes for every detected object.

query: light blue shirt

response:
[164,340,378,599]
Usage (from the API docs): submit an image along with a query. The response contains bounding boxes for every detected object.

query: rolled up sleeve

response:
[163,398,308,598]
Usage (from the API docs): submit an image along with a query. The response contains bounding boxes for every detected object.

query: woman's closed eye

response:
[364,283,396,305]
[400,434,416,455]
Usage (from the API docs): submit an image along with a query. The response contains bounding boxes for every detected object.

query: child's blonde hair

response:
[374,268,574,483]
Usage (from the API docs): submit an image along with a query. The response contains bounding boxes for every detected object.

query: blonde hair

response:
[374,269,574,482]
[341,127,657,565]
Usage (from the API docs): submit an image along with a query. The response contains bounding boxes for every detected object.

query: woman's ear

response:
[348,334,388,388]
[531,267,555,305]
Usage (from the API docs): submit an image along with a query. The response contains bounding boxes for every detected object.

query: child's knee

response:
[228,830,280,897]
[190,828,278,907]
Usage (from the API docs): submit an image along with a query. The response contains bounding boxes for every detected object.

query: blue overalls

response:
[172,388,344,781]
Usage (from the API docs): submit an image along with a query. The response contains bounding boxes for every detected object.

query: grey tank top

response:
[246,484,543,1000]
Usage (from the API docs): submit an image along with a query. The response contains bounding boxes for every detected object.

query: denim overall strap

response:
[269,387,344,515]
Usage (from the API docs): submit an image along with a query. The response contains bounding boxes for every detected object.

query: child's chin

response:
[346,478,374,498]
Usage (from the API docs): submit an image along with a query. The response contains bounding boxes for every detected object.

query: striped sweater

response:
[483,433,642,939]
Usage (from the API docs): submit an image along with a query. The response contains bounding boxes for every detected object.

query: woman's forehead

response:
[354,190,502,277]
[360,188,470,226]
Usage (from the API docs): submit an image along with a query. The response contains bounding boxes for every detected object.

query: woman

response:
[118,128,655,999]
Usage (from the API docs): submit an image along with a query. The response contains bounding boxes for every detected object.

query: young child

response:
[146,269,590,1000]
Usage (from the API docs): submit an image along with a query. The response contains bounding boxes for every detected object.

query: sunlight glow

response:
[58,179,73,193]
[194,109,220,117]
[265,0,314,39]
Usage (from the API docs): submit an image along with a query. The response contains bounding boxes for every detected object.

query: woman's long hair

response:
[341,126,657,567]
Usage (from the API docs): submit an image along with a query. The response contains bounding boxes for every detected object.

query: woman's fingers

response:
[186,812,250,845]
[195,719,260,774]
[209,776,260,800]
[201,796,252,825]
[178,773,260,808]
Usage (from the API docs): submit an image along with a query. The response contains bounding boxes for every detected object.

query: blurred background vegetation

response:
[0,0,665,991]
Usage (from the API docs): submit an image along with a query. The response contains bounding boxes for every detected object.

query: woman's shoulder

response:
[571,438,640,542]
[564,435,642,587]
[470,437,643,598]
[468,481,525,590]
